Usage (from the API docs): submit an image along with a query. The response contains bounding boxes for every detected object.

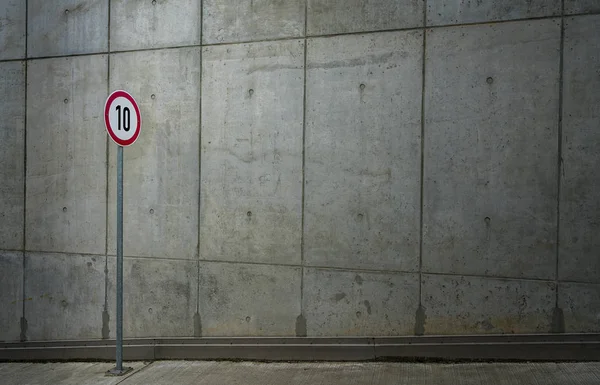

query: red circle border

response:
[104,90,142,147]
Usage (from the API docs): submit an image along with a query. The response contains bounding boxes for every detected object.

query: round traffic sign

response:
[104,90,141,146]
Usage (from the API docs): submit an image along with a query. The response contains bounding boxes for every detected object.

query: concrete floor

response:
[2,361,600,385]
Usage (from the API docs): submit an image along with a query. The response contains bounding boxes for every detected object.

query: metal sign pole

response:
[104,90,139,376]
[116,145,124,371]
[108,145,131,376]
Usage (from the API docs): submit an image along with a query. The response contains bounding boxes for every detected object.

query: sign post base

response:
[106,367,133,377]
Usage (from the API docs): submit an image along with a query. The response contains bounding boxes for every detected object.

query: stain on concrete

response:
[247,63,303,74]
[363,300,372,315]
[308,52,397,70]
[69,2,90,14]
[194,312,202,337]
[354,275,363,285]
[102,310,110,339]
[476,318,496,331]
[19,317,27,342]
[551,306,565,333]
[333,292,346,302]
[414,305,426,336]
[295,314,307,337]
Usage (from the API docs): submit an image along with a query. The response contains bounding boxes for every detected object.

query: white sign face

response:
[104,90,141,147]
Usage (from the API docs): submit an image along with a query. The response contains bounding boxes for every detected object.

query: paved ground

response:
[2,361,600,385]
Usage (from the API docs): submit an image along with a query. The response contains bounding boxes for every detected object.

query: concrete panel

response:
[0,61,24,250]
[199,262,300,336]
[304,268,419,336]
[201,41,303,265]
[305,31,422,272]
[423,20,560,279]
[307,0,423,35]
[0,0,26,60]
[559,282,600,333]
[202,0,304,44]
[26,56,108,255]
[427,0,560,26]
[565,0,600,14]
[107,257,197,338]
[28,0,108,57]
[422,274,556,334]
[110,0,201,51]
[108,48,200,260]
[559,15,600,283]
[0,252,23,342]
[24,252,105,340]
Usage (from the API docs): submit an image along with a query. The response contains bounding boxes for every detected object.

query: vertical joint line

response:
[196,0,203,316]
[104,0,111,313]
[418,0,428,305]
[300,1,308,309]
[22,0,29,329]
[555,2,565,306]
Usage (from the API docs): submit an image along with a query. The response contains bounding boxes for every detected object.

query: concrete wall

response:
[0,0,599,342]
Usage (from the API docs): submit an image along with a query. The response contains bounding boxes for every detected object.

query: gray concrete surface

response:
[0,252,22,342]
[559,15,600,284]
[1,0,600,345]
[307,0,423,35]
[422,274,555,334]
[110,0,201,51]
[423,19,560,280]
[26,55,107,255]
[559,282,600,333]
[200,40,304,265]
[303,268,419,336]
[202,0,304,44]
[108,48,200,260]
[27,0,108,57]
[2,361,600,385]
[427,0,560,25]
[198,262,301,336]
[0,61,24,250]
[0,1,25,60]
[24,252,105,341]
[0,362,146,385]
[107,257,197,338]
[565,0,600,14]
[305,31,422,272]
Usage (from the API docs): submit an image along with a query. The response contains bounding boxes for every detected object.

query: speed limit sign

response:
[104,90,141,146]
[104,89,142,375]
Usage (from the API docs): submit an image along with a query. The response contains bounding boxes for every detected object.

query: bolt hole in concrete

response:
[148,308,153,314]
[357,213,363,220]
[486,77,494,84]
[64,9,69,14]
[64,98,68,104]
[485,217,491,224]
[62,207,67,212]
[359,83,366,90]
[247,211,252,217]
[356,311,362,317]
[246,316,251,322]
[151,94,156,99]
[149,208,154,214]
[152,0,156,5]
[248,89,254,96]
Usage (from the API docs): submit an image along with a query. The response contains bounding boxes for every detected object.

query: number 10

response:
[115,105,131,132]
